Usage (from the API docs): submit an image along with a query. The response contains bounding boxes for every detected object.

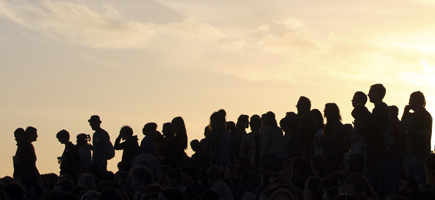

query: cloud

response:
[0,0,225,48]
[274,18,305,30]
[2,0,435,89]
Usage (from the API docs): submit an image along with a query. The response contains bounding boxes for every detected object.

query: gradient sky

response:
[1,0,434,176]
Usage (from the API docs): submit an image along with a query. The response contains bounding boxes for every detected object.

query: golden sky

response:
[0,0,434,176]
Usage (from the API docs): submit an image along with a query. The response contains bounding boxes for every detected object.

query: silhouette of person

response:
[401,91,433,186]
[114,126,139,172]
[190,139,201,168]
[200,111,232,172]
[161,117,188,168]
[56,129,80,179]
[283,112,298,156]
[88,115,112,178]
[15,126,40,181]
[139,122,157,156]
[321,103,347,173]
[292,96,317,158]
[13,128,26,179]
[311,109,325,156]
[232,115,249,162]
[349,91,370,174]
[76,133,92,173]
[240,116,262,170]
[355,84,390,199]
[259,111,284,172]
[387,105,405,192]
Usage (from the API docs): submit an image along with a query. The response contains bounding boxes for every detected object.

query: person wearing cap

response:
[88,115,111,178]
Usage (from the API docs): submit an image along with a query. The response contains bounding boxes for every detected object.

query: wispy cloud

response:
[0,0,225,48]
[1,0,435,87]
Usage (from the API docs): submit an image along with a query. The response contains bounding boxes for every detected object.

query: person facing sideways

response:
[114,126,139,172]
[76,133,92,173]
[349,91,371,174]
[239,116,262,170]
[88,115,113,178]
[139,122,157,156]
[311,109,325,156]
[232,114,249,161]
[291,96,317,158]
[355,84,391,199]
[401,91,433,187]
[13,126,40,181]
[13,128,26,179]
[56,129,80,180]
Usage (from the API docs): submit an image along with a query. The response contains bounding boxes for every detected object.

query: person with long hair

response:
[161,116,188,168]
[321,103,348,173]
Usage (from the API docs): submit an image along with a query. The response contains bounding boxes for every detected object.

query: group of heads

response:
[355,84,426,109]
[14,126,38,143]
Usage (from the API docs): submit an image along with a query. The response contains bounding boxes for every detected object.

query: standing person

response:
[402,91,433,187]
[138,122,157,156]
[291,96,317,158]
[114,126,139,172]
[311,109,325,156]
[321,103,347,173]
[356,84,391,199]
[17,126,40,181]
[259,111,284,171]
[240,116,262,170]
[388,105,405,193]
[88,115,113,178]
[200,110,232,173]
[161,117,188,168]
[349,91,371,174]
[76,133,92,173]
[56,129,80,179]
[13,128,26,179]
[233,115,249,162]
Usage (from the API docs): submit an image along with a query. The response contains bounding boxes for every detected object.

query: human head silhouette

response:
[143,123,157,136]
[162,122,173,138]
[120,126,133,139]
[250,117,262,133]
[324,103,341,122]
[56,129,70,144]
[388,106,399,117]
[14,128,26,143]
[352,91,367,107]
[368,84,386,104]
[88,115,102,131]
[210,111,226,130]
[77,133,91,146]
[297,96,311,114]
[237,114,249,129]
[409,91,426,110]
[25,126,38,142]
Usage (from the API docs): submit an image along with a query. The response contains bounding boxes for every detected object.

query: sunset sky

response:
[1,0,434,176]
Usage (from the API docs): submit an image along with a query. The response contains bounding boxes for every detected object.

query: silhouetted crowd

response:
[3,84,435,200]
